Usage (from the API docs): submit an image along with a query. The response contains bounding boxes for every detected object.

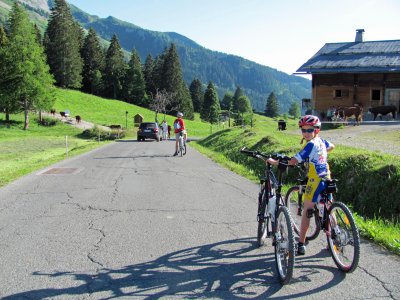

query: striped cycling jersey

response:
[294,137,333,178]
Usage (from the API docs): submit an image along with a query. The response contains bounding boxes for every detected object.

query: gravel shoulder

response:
[287,122,400,156]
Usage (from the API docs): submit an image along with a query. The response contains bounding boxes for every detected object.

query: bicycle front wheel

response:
[327,202,360,273]
[257,190,269,247]
[274,206,295,285]
[285,186,320,241]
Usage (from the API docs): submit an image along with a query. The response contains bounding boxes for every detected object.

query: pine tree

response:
[189,78,203,113]
[265,92,280,117]
[0,26,6,46]
[122,49,147,106]
[143,54,156,97]
[0,3,54,128]
[33,24,42,45]
[0,25,12,121]
[151,49,166,93]
[221,92,233,111]
[288,101,301,118]
[237,95,252,114]
[201,81,220,123]
[103,34,126,99]
[44,0,83,88]
[233,86,244,112]
[159,43,193,119]
[81,27,105,95]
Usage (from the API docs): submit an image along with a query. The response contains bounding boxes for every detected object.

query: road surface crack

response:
[87,220,106,268]
[358,265,394,299]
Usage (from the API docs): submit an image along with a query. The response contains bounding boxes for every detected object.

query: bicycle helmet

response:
[177,112,183,117]
[298,115,321,133]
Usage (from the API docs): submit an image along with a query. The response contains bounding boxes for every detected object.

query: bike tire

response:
[285,186,320,241]
[257,189,269,247]
[274,206,295,285]
[327,201,360,273]
[183,142,187,155]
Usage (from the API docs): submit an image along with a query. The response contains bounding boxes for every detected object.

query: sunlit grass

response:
[0,113,109,187]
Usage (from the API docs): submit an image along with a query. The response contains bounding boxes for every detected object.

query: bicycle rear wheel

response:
[327,202,360,273]
[257,190,269,247]
[274,206,295,284]
[285,186,320,240]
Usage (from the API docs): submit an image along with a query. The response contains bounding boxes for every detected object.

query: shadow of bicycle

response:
[4,238,345,299]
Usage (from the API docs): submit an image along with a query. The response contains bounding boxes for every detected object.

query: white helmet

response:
[177,112,183,117]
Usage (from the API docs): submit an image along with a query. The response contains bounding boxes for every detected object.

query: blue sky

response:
[67,0,400,76]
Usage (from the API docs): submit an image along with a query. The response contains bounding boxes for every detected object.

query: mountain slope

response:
[0,0,311,112]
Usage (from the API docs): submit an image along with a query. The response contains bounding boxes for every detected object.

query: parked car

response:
[137,122,161,141]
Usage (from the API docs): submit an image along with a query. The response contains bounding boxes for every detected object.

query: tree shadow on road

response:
[3,238,345,299]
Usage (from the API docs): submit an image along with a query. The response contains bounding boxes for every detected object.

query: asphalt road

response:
[0,140,399,299]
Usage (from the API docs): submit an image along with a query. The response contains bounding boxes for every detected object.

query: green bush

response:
[80,126,125,140]
[37,117,58,127]
[330,154,400,223]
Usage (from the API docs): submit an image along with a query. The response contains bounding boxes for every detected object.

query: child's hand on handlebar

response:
[288,157,298,166]
[266,158,279,166]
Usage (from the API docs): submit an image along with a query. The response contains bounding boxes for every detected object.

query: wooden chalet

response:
[296,29,400,117]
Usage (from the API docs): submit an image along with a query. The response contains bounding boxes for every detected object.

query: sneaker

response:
[173,152,178,156]
[297,243,306,256]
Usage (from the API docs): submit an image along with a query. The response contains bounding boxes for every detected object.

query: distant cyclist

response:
[173,112,186,156]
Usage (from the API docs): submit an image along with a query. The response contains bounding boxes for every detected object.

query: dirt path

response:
[42,112,111,131]
[287,121,400,156]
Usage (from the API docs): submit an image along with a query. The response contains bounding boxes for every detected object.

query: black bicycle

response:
[240,147,295,284]
[285,172,360,273]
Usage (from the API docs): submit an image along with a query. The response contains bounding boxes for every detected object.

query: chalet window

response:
[372,89,381,101]
[334,89,348,98]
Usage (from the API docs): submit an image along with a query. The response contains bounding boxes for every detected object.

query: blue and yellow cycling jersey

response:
[294,136,333,202]
[294,136,332,178]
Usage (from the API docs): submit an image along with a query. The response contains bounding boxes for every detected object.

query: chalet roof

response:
[296,40,400,74]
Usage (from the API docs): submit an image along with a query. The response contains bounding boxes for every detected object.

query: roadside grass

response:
[191,120,400,255]
[0,114,110,187]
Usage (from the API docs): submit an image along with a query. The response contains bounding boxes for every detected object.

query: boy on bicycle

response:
[173,112,186,156]
[267,115,334,255]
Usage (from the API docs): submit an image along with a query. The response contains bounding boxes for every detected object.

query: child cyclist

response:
[267,115,334,255]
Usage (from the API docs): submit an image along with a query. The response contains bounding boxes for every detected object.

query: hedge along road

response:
[0,140,398,299]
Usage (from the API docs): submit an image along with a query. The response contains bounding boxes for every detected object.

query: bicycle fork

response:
[297,184,304,216]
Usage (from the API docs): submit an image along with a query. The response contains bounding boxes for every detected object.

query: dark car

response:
[137,122,161,142]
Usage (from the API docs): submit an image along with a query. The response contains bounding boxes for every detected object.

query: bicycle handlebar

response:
[240,147,291,165]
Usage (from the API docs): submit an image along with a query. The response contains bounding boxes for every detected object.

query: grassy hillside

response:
[53,89,217,138]
[190,120,400,254]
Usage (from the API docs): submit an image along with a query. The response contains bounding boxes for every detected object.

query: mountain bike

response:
[285,173,360,273]
[177,131,187,157]
[240,147,295,284]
